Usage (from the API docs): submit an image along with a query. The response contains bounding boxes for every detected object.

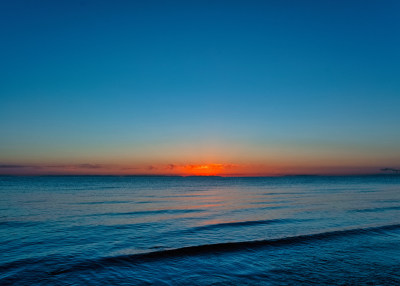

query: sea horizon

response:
[1,173,399,177]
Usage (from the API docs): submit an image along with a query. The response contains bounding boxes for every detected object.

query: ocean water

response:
[1,175,400,285]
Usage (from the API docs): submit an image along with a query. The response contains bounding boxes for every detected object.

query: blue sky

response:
[1,0,399,175]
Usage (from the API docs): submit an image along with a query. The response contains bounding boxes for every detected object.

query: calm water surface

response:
[1,176,400,285]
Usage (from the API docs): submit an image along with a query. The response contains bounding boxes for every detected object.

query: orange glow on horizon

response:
[0,161,384,176]
[182,164,226,176]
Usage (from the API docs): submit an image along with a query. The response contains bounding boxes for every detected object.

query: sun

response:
[183,164,224,176]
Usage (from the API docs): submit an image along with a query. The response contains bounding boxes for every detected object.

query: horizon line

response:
[0,173,399,178]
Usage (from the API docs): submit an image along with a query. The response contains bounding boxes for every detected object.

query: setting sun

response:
[183,164,225,176]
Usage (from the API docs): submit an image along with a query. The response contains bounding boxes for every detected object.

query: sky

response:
[1,0,399,176]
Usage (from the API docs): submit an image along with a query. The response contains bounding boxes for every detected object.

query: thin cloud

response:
[381,168,400,173]
[0,164,42,169]
[120,167,141,170]
[49,164,103,169]
[0,164,26,168]
[75,164,102,169]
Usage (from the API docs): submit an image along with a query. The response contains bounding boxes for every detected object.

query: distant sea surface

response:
[1,175,400,285]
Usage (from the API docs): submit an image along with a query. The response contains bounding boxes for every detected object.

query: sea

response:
[1,175,399,285]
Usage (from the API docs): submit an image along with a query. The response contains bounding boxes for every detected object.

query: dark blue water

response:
[1,176,400,285]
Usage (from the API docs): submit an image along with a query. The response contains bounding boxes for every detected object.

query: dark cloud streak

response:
[381,168,400,173]
[49,164,103,169]
[0,164,42,169]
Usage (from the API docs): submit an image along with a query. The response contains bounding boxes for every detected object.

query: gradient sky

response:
[1,0,400,176]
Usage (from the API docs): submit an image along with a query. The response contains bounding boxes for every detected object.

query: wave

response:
[72,200,132,205]
[350,206,400,213]
[249,200,291,205]
[261,192,302,196]
[84,208,205,217]
[190,218,298,232]
[48,223,400,276]
[0,220,39,228]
